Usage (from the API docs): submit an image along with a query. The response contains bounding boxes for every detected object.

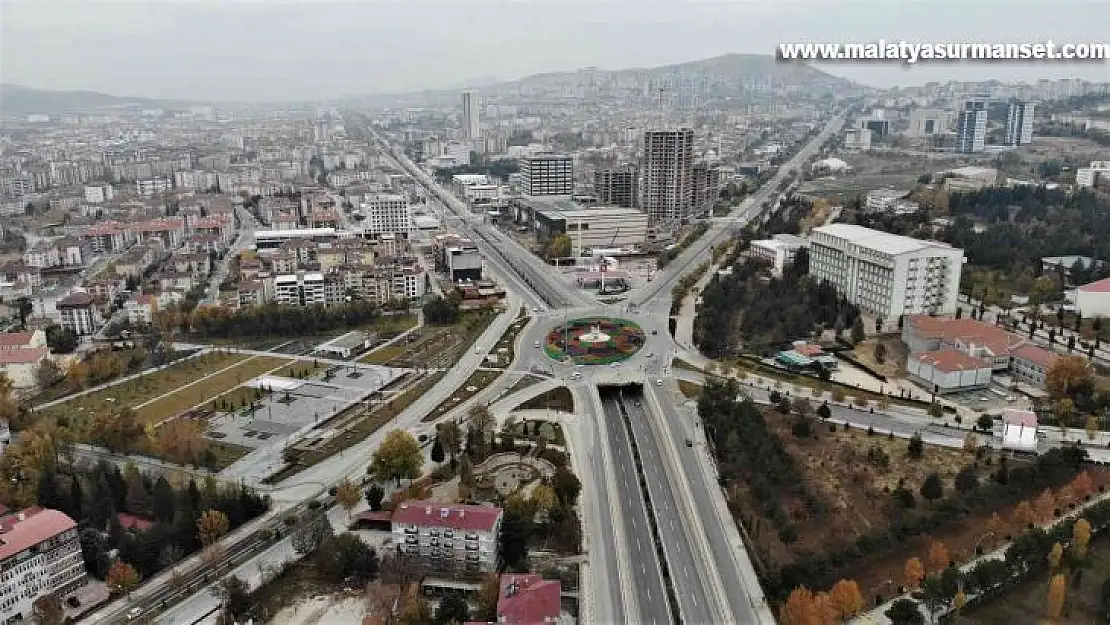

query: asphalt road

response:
[599,392,673,625]
[621,389,720,624]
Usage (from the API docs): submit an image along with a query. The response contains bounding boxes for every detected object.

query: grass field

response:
[424,369,503,422]
[678,380,704,399]
[133,356,292,423]
[37,352,246,427]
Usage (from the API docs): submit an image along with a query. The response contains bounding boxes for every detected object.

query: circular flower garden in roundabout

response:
[543,317,646,365]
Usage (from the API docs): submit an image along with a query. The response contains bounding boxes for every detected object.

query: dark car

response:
[685,439,693,448]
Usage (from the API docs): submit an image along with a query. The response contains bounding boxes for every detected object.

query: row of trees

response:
[161,300,390,338]
[700,380,820,544]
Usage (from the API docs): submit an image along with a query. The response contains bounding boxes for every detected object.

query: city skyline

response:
[2,0,1107,102]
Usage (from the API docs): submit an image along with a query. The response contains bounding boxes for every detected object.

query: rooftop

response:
[913,349,990,372]
[1002,409,1038,428]
[0,508,77,562]
[0,347,47,365]
[391,501,503,533]
[1078,277,1110,294]
[497,573,562,625]
[811,223,957,256]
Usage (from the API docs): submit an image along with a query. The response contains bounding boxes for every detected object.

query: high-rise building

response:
[692,162,722,216]
[641,128,695,224]
[955,97,989,153]
[521,153,573,196]
[362,194,413,236]
[808,224,964,319]
[461,91,480,139]
[1005,99,1035,146]
[593,167,638,208]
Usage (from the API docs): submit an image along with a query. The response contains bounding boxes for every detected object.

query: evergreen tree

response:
[36,468,64,511]
[68,475,84,520]
[88,474,116,530]
[152,477,176,524]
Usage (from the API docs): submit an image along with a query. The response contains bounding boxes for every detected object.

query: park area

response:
[543,317,645,365]
[361,312,493,369]
[704,387,1110,603]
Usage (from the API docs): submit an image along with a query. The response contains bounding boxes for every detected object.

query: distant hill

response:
[0,84,204,115]
[343,53,859,107]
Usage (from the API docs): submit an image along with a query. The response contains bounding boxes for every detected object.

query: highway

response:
[598,390,673,624]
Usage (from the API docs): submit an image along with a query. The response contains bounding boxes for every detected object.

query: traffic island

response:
[543,317,645,365]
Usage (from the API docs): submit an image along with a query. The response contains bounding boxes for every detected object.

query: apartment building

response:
[1076,161,1110,189]
[956,97,989,153]
[691,162,722,216]
[391,501,503,572]
[1004,99,1035,146]
[593,168,638,208]
[272,271,343,307]
[362,194,413,236]
[461,91,480,139]
[521,153,573,197]
[807,224,964,320]
[641,128,694,224]
[56,291,98,335]
[907,108,951,138]
[0,507,87,623]
[341,265,426,304]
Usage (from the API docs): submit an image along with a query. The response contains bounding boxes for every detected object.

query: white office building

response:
[907,108,951,138]
[956,97,989,153]
[362,194,413,236]
[521,153,573,196]
[0,508,87,623]
[533,204,649,256]
[83,184,114,204]
[1005,99,1035,146]
[843,128,872,151]
[807,224,964,320]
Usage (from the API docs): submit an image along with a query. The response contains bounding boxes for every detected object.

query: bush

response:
[791,419,814,438]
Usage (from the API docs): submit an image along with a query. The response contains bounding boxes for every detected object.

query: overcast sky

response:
[2,0,1108,101]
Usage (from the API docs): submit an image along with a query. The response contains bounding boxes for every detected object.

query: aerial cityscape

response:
[1,1,1110,624]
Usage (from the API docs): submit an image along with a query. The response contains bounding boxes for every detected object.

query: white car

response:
[534,341,541,348]
[656,379,664,386]
[127,607,144,620]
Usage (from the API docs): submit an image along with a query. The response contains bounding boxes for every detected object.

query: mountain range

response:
[1,53,854,114]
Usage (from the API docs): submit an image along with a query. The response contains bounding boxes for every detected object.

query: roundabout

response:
[543,316,646,365]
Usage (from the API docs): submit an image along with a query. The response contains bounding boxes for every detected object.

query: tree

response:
[908,432,924,459]
[817,403,831,420]
[927,540,950,573]
[926,402,944,419]
[886,599,924,625]
[106,560,140,597]
[315,533,379,582]
[954,466,979,495]
[850,317,866,344]
[530,484,558,518]
[963,432,980,454]
[430,438,445,464]
[953,589,968,620]
[1013,500,1036,528]
[216,576,252,621]
[436,421,463,461]
[335,477,361,518]
[1045,573,1066,622]
[436,592,470,625]
[1072,471,1095,498]
[1048,542,1064,570]
[552,466,582,507]
[198,509,230,547]
[35,358,63,390]
[1073,518,1092,559]
[399,595,433,625]
[499,495,533,570]
[33,592,65,625]
[920,473,944,508]
[1086,415,1100,440]
[545,234,571,260]
[474,575,501,622]
[1034,488,1056,523]
[829,579,864,620]
[904,557,925,590]
[293,508,333,555]
[780,587,820,625]
[371,430,424,485]
[366,484,385,511]
[1046,355,1092,398]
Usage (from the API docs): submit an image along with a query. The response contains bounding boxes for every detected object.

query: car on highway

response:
[656,379,664,386]
[534,341,541,348]
[570,372,582,380]
[127,607,144,620]
[685,438,693,448]
[651,329,658,335]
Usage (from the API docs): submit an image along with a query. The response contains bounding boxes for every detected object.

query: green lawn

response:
[134,356,292,423]
[38,352,247,428]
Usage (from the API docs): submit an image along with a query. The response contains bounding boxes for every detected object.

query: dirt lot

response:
[853,335,909,378]
[960,531,1110,624]
[734,409,1110,595]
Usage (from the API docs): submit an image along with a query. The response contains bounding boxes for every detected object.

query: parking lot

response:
[206,364,403,450]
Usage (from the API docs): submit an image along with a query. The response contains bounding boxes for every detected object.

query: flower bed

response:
[543,317,645,365]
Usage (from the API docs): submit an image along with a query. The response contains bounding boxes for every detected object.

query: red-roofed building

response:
[495,574,563,625]
[907,350,993,394]
[391,501,503,572]
[117,512,155,533]
[0,507,87,622]
[1076,277,1110,318]
[902,315,1062,390]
